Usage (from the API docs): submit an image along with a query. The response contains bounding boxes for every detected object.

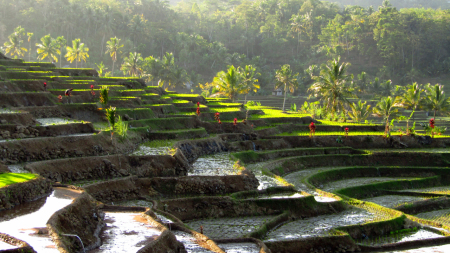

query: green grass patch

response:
[209,107,242,113]
[0,173,37,188]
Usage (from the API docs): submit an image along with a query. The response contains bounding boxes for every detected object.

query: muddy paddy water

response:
[0,187,80,251]
[172,231,213,253]
[184,216,274,239]
[264,208,376,242]
[89,212,161,252]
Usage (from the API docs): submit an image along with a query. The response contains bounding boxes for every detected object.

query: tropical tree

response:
[213,65,243,102]
[425,84,450,119]
[357,71,367,93]
[275,64,299,112]
[36,35,60,62]
[348,100,372,123]
[3,34,27,58]
[399,83,424,121]
[27,32,33,61]
[309,57,354,119]
[65,39,89,68]
[121,52,144,77]
[239,65,260,104]
[105,37,123,75]
[373,96,400,135]
[96,62,108,77]
[55,36,67,67]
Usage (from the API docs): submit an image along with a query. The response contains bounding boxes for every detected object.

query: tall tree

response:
[105,37,123,75]
[309,57,353,119]
[36,35,60,62]
[2,33,27,58]
[27,32,33,62]
[275,64,299,112]
[374,96,400,135]
[239,65,260,104]
[213,65,243,102]
[65,39,89,68]
[400,83,424,121]
[55,36,66,68]
[121,52,144,77]
[425,84,450,119]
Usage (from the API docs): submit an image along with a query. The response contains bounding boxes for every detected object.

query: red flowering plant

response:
[214,112,220,122]
[233,118,237,126]
[58,95,62,103]
[196,107,201,116]
[344,127,349,138]
[90,84,95,97]
[309,122,316,138]
[197,102,200,107]
[43,82,47,91]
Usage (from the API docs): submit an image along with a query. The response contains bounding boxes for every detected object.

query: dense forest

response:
[1,0,450,94]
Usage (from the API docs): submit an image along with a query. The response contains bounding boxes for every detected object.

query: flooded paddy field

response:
[184,216,274,239]
[322,177,415,192]
[362,195,428,209]
[88,212,161,252]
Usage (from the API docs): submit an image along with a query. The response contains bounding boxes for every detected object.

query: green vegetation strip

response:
[0,173,37,188]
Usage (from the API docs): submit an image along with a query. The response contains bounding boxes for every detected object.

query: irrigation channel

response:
[0,188,79,251]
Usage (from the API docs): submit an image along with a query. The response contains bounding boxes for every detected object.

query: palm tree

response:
[348,100,372,123]
[65,39,89,68]
[400,83,424,121]
[27,32,33,61]
[357,71,367,93]
[425,84,450,119]
[36,35,60,62]
[105,37,123,75]
[309,57,354,119]
[121,52,144,77]
[55,36,66,68]
[96,62,108,77]
[290,14,306,56]
[374,96,400,135]
[239,65,260,104]
[275,64,299,112]
[213,65,243,102]
[3,34,27,58]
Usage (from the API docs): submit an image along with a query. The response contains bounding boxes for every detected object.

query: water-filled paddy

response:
[184,216,274,239]
[36,117,82,125]
[90,212,161,252]
[415,208,450,226]
[362,195,428,208]
[357,228,444,247]
[218,242,260,252]
[322,177,416,192]
[402,185,450,195]
[172,231,213,253]
[189,153,239,176]
[264,208,376,242]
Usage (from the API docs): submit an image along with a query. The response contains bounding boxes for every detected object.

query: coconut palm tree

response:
[36,35,60,62]
[120,52,144,77]
[374,96,400,135]
[425,84,450,119]
[348,100,372,123]
[275,64,299,112]
[27,32,33,61]
[65,39,89,68]
[105,37,123,75]
[55,36,66,68]
[3,33,27,58]
[213,65,243,102]
[239,65,260,104]
[400,83,424,121]
[309,57,353,119]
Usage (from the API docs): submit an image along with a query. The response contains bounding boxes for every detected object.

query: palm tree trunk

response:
[76,60,78,68]
[244,94,248,105]
[282,83,287,112]
[434,110,437,119]
[112,60,115,76]
[59,48,62,68]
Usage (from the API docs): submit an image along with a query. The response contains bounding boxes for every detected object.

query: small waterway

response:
[172,231,214,253]
[7,163,28,173]
[89,212,161,252]
[264,208,377,242]
[0,187,80,252]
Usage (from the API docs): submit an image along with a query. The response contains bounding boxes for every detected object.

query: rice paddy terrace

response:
[2,54,450,253]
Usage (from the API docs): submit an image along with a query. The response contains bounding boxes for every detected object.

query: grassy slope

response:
[0,173,36,188]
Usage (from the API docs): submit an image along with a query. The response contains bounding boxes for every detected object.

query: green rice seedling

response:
[105,106,116,140]
[100,86,109,105]
[114,116,128,141]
